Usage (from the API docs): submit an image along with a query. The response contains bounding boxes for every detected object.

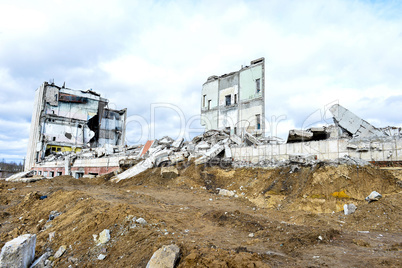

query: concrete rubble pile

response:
[112,129,246,182]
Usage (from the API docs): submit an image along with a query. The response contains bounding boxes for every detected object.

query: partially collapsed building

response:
[201,58,265,137]
[25,82,127,176]
[8,59,401,182]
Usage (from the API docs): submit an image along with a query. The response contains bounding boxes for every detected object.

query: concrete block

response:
[0,234,36,268]
[146,244,180,268]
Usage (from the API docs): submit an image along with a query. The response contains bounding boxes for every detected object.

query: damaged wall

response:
[232,137,402,164]
[25,82,127,171]
[201,57,265,137]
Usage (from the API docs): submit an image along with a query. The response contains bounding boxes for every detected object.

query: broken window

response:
[203,95,206,107]
[208,100,211,110]
[50,171,54,177]
[38,171,42,175]
[256,78,261,93]
[225,95,231,106]
[57,171,62,176]
[234,94,237,104]
[43,171,48,177]
[256,114,261,130]
[75,172,84,179]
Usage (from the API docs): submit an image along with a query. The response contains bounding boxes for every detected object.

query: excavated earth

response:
[0,163,401,267]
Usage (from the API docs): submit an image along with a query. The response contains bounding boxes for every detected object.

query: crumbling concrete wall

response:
[232,137,402,164]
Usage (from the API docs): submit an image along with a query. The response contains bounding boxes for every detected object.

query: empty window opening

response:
[38,171,42,175]
[75,172,84,179]
[225,95,231,106]
[234,127,237,135]
[208,100,211,110]
[56,171,62,176]
[256,78,261,93]
[50,171,54,177]
[256,114,261,130]
[52,137,56,141]
[203,95,206,107]
[234,94,238,104]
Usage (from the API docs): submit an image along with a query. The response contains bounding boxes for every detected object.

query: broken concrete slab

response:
[330,104,387,138]
[112,155,155,183]
[30,252,50,268]
[146,244,180,268]
[0,234,36,268]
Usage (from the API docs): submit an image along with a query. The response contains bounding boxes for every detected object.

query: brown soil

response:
[0,164,401,267]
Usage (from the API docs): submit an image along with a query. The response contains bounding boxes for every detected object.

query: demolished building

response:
[201,58,265,137]
[14,61,401,182]
[25,82,127,177]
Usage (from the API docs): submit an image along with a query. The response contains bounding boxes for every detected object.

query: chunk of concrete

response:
[365,191,382,203]
[112,155,155,182]
[161,166,179,179]
[329,104,387,138]
[218,189,235,197]
[98,229,110,244]
[53,245,66,259]
[344,203,357,215]
[0,234,36,268]
[146,244,180,268]
[30,252,50,268]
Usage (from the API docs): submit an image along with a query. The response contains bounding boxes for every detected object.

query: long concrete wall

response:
[231,138,402,164]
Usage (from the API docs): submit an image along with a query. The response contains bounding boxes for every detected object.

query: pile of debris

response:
[111,129,258,182]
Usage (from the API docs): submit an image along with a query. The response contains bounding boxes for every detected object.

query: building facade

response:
[25,82,126,171]
[200,58,265,137]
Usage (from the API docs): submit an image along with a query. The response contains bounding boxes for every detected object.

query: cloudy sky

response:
[1,0,401,163]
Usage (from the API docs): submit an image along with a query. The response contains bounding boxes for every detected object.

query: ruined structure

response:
[201,58,265,137]
[25,82,127,175]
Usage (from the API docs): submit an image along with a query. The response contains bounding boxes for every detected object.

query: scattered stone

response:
[97,254,106,260]
[30,252,50,268]
[344,203,357,215]
[0,234,36,268]
[49,232,55,242]
[54,245,66,259]
[146,244,180,268]
[135,218,148,225]
[365,191,382,203]
[48,211,61,221]
[248,233,254,238]
[218,189,235,197]
[98,229,110,244]
[161,166,179,179]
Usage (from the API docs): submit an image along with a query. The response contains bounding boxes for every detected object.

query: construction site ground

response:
[1,163,401,267]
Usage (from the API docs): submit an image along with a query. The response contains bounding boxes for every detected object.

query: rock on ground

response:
[30,252,50,268]
[54,245,66,259]
[146,244,180,268]
[161,167,179,179]
[344,203,357,215]
[0,234,36,268]
[98,229,110,244]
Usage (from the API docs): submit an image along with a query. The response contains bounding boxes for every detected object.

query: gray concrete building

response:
[201,58,265,137]
[25,82,126,171]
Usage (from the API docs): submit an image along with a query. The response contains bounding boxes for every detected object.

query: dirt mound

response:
[0,163,401,267]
